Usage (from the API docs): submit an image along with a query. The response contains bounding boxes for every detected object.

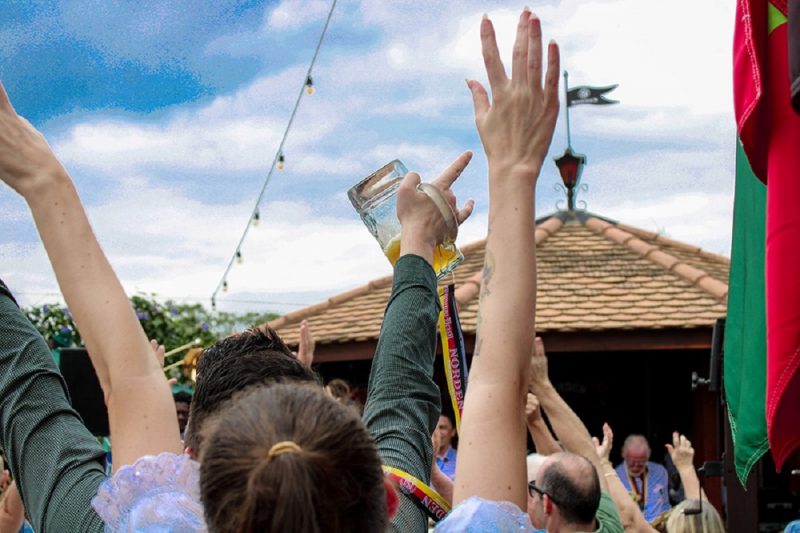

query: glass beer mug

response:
[348,160,464,279]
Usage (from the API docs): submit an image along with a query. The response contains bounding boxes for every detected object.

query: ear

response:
[384,477,400,518]
[185,446,195,459]
[543,494,555,515]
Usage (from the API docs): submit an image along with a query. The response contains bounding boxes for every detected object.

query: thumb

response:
[665,444,674,456]
[466,79,490,122]
[591,436,600,447]
[0,82,16,114]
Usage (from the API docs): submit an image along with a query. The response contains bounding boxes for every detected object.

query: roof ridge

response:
[615,222,730,264]
[267,274,393,330]
[454,215,565,306]
[584,216,728,303]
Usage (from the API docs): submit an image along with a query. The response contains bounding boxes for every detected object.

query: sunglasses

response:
[528,480,559,505]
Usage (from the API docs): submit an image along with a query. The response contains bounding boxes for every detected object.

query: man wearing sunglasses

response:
[526,338,625,532]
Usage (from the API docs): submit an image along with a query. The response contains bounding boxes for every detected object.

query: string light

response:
[211,0,338,310]
[236,250,243,263]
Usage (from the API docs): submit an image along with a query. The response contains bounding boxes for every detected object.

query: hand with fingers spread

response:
[467,10,560,184]
[665,432,695,471]
[396,151,474,266]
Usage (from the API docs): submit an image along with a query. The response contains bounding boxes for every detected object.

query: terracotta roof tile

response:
[269,211,730,345]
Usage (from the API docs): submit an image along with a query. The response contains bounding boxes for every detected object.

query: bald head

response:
[537,452,600,525]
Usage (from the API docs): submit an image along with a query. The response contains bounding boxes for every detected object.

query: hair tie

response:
[267,441,302,459]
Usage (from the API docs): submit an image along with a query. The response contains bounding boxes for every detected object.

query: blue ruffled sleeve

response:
[91,452,206,532]
[435,496,536,532]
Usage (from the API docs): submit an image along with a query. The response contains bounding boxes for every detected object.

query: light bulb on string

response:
[223,280,229,293]
[236,250,243,264]
[211,298,217,312]
[252,209,260,226]
[277,152,285,170]
[305,75,315,95]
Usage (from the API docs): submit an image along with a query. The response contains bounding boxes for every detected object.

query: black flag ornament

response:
[566,84,619,107]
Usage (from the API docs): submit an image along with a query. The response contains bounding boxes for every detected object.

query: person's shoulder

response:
[648,461,668,475]
[596,492,625,533]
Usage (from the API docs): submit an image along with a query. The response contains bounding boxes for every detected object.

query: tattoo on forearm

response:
[480,249,495,300]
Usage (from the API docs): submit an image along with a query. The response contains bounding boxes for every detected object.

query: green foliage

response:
[24,295,280,385]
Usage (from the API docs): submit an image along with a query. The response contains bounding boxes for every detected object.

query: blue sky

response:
[1,0,737,313]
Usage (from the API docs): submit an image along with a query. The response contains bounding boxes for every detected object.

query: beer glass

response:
[347,160,464,279]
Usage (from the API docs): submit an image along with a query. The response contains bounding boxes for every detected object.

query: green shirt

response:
[579,492,624,533]
[0,281,106,532]
[363,255,443,533]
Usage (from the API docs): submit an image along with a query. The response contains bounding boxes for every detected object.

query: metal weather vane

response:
[554,71,619,210]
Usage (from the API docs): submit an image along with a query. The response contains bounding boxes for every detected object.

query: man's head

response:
[621,434,651,477]
[173,391,192,434]
[527,452,601,531]
[435,414,456,453]
[184,327,318,454]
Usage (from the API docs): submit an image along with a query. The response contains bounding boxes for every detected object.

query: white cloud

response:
[266,0,332,30]
[4,0,739,312]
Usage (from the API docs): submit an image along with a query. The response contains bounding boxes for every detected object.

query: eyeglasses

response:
[528,480,558,505]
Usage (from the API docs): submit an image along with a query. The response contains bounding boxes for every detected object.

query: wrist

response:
[399,230,435,267]
[24,166,72,208]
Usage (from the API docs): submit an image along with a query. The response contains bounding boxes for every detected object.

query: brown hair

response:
[199,383,387,533]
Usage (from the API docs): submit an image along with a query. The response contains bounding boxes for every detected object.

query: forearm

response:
[362,255,440,532]
[24,171,181,466]
[431,465,454,506]
[527,419,561,455]
[454,172,537,508]
[599,463,656,532]
[26,172,156,388]
[677,465,703,500]
[534,382,609,491]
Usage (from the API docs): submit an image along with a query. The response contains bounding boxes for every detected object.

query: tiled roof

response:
[268,211,729,346]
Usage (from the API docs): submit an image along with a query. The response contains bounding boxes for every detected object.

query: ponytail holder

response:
[267,441,302,459]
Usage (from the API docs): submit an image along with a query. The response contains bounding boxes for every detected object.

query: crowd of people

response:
[0,8,737,533]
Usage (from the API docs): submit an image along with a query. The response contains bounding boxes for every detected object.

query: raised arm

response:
[526,393,562,455]
[0,82,181,470]
[362,152,473,532]
[528,338,609,492]
[455,10,560,508]
[665,433,704,501]
[594,424,658,533]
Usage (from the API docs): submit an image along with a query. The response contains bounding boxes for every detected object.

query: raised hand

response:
[466,10,560,183]
[296,319,315,368]
[592,422,614,462]
[396,151,474,265]
[0,82,66,197]
[665,432,695,470]
[525,392,542,424]
[528,337,551,391]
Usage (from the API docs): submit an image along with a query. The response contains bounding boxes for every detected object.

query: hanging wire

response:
[211,0,338,308]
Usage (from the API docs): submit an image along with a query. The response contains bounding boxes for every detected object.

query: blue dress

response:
[91,453,206,532]
[435,497,538,532]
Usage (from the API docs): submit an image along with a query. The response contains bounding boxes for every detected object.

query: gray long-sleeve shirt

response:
[0,280,106,532]
[363,255,443,532]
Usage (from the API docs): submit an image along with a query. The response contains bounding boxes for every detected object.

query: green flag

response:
[724,142,769,483]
